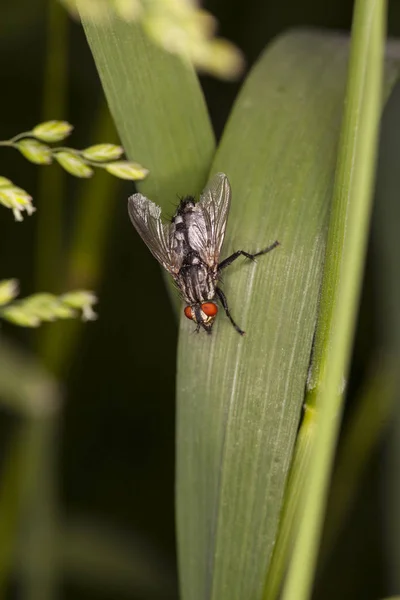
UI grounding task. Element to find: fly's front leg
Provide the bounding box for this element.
[216,288,245,336]
[218,240,280,271]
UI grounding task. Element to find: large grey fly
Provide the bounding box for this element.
[128,172,279,335]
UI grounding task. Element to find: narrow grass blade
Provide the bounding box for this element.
[35,0,69,295]
[0,340,59,418]
[281,2,390,600]
[373,56,400,590]
[176,30,353,600]
[18,414,59,600]
[263,405,315,600]
[80,7,215,207]
[0,427,33,598]
[0,341,60,598]
[320,357,397,563]
[58,518,176,597]
[265,40,400,600]
[38,106,121,375]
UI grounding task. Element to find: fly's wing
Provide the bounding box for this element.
[128,193,182,275]
[187,172,231,268]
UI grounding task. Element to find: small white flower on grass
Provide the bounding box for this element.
[0,184,36,222]
[0,279,19,306]
[61,291,98,321]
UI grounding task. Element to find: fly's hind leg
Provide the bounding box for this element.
[218,240,280,271]
[216,288,245,336]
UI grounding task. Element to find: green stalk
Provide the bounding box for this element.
[23,5,68,599]
[0,341,60,599]
[35,0,69,295]
[38,106,120,375]
[263,358,396,600]
[0,427,30,598]
[281,2,386,599]
[19,415,59,600]
[262,407,315,600]
[320,357,397,563]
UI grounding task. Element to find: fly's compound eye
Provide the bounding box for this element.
[184,306,194,320]
[201,302,218,317]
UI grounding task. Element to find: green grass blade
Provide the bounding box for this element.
[0,341,60,598]
[18,415,59,600]
[281,2,389,599]
[38,106,121,376]
[321,358,397,563]
[265,41,400,600]
[262,405,315,600]
[0,428,32,597]
[35,0,69,295]
[58,518,176,597]
[176,30,352,600]
[373,48,400,590]
[80,8,215,206]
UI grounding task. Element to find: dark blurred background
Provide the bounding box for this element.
[1,1,400,599]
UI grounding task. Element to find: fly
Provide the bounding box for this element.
[128,172,279,335]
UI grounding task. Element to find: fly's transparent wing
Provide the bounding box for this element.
[128,194,182,275]
[187,172,231,267]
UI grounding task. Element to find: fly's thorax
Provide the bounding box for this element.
[175,196,208,247]
[170,218,187,257]
[170,198,199,258]
[174,196,195,217]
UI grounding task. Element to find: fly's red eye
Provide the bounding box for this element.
[201,302,218,317]
[184,306,193,320]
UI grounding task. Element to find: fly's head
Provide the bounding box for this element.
[184,302,218,334]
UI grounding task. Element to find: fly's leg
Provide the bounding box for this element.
[218,240,280,271]
[216,288,245,336]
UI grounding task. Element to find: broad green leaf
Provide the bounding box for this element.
[176,30,354,600]
[280,3,400,599]
[266,35,400,596]
[79,7,215,208]
[74,0,243,79]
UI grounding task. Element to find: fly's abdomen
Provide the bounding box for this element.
[178,262,216,304]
